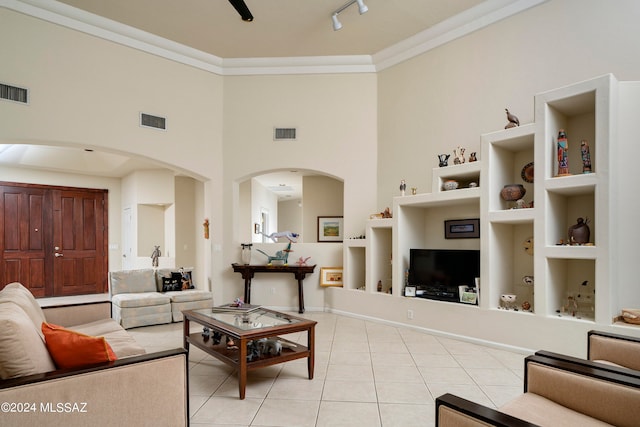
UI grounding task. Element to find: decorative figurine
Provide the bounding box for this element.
[438,153,450,167]
[505,108,520,128]
[521,301,531,311]
[260,230,299,242]
[150,245,161,268]
[522,275,534,285]
[522,237,534,255]
[557,129,570,176]
[411,187,417,195]
[468,152,478,162]
[296,256,311,266]
[568,217,590,245]
[203,218,210,239]
[377,280,383,292]
[400,179,406,196]
[453,146,466,165]
[381,207,392,218]
[581,140,592,173]
[500,294,517,310]
[255,241,293,265]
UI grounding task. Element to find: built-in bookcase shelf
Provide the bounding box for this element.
[341,74,640,348]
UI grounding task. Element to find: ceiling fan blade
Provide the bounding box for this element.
[228,0,254,22]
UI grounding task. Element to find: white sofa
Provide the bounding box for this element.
[0,283,188,426]
[109,268,213,328]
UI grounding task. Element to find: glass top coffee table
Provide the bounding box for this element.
[183,306,316,399]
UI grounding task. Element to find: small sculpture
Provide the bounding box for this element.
[521,301,531,311]
[260,230,299,242]
[581,140,592,173]
[468,152,478,162]
[557,129,570,176]
[399,179,406,196]
[255,241,293,265]
[505,108,520,128]
[150,245,161,268]
[568,217,590,245]
[296,256,311,266]
[438,154,450,167]
[453,146,465,165]
[381,207,392,218]
[500,294,517,310]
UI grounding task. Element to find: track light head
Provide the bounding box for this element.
[356,0,368,14]
[331,13,342,31]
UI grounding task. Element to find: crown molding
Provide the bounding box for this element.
[2,0,547,76]
[373,0,548,72]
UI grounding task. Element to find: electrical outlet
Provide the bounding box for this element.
[407,309,414,319]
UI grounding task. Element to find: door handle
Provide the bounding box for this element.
[54,253,64,257]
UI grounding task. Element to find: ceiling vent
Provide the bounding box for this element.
[140,112,167,130]
[274,127,297,141]
[0,82,29,104]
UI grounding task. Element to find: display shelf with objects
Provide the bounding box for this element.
[535,74,613,323]
[332,74,640,355]
[432,161,481,194]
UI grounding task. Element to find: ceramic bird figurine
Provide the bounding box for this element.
[505,108,519,128]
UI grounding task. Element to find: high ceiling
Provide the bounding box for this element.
[2,0,541,194]
[53,0,486,58]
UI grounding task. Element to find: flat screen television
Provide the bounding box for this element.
[409,249,480,290]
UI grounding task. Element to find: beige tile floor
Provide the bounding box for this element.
[128,311,530,427]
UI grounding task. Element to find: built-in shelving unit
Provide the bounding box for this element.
[338,75,640,353]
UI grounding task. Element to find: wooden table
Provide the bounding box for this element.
[231,263,316,313]
[183,307,316,399]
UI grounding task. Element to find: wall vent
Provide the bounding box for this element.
[0,82,29,104]
[274,127,297,141]
[140,112,167,130]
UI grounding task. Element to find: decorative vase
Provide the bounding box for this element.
[500,184,526,201]
[443,180,459,191]
[568,217,590,244]
[241,243,252,265]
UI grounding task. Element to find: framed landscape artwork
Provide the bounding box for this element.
[317,216,343,242]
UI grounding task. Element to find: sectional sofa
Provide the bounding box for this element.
[0,282,188,427]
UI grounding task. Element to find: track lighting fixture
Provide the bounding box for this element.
[331,13,342,31]
[331,0,368,31]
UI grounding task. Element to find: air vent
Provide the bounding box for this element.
[140,113,167,130]
[274,127,297,141]
[0,83,28,104]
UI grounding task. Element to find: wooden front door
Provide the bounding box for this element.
[0,182,108,297]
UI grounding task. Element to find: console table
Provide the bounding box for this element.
[231,263,316,313]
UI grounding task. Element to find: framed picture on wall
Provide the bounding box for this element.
[317,216,343,242]
[444,218,480,239]
[320,267,343,287]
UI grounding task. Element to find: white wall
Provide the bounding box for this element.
[0,7,223,290]
[221,73,378,306]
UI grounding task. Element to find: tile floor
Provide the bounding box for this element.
[128,311,531,427]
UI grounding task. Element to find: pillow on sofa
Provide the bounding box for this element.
[42,322,117,369]
[0,302,56,379]
[0,282,47,336]
[158,269,194,292]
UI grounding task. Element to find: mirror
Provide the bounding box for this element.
[239,170,343,243]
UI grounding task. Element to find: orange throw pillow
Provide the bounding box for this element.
[41,322,117,369]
